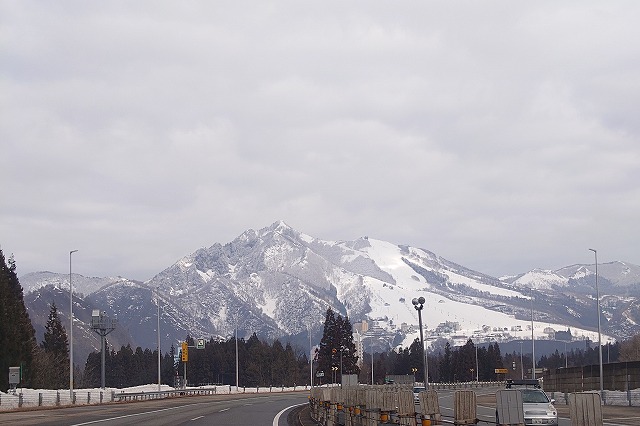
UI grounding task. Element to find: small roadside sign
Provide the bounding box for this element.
[196,338,205,349]
[181,342,188,362]
[495,368,509,374]
[9,367,20,384]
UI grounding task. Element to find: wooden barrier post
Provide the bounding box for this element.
[495,389,524,426]
[453,390,477,425]
[418,389,442,425]
[569,392,602,426]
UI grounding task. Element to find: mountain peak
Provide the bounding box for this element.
[269,220,293,233]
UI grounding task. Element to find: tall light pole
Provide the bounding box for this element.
[69,250,78,400]
[475,342,479,382]
[339,346,343,387]
[412,297,429,389]
[235,311,239,392]
[520,341,524,380]
[308,324,313,388]
[589,248,604,396]
[156,288,161,392]
[531,288,536,380]
[370,338,374,385]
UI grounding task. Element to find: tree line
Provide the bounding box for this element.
[82,333,311,388]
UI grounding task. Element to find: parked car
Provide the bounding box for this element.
[496,380,558,426]
[413,386,425,404]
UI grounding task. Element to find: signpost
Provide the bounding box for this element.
[181,342,188,388]
[179,339,205,388]
[8,367,20,394]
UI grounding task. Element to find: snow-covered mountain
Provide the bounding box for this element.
[22,221,640,361]
[19,271,125,297]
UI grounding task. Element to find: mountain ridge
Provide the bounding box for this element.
[21,221,640,363]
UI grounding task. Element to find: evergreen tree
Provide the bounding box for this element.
[439,342,453,382]
[0,250,37,391]
[38,302,70,388]
[317,308,360,383]
[337,315,360,376]
[42,303,69,356]
[317,308,339,380]
[458,339,476,382]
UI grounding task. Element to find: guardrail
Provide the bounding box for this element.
[114,385,310,402]
[0,385,311,411]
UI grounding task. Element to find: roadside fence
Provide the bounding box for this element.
[0,384,311,411]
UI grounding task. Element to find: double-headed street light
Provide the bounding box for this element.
[589,248,604,396]
[412,296,429,389]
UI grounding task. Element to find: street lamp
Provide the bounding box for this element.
[475,342,479,382]
[339,346,344,387]
[307,323,313,388]
[156,288,161,392]
[412,296,429,389]
[531,288,536,380]
[69,250,78,400]
[235,313,239,392]
[589,248,604,396]
[520,341,524,380]
[370,339,374,385]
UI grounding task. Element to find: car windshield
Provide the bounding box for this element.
[413,387,425,393]
[520,389,550,403]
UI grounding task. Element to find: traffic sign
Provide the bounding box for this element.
[181,342,188,362]
[495,368,509,374]
[196,338,205,349]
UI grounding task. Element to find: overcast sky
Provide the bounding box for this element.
[2,1,639,282]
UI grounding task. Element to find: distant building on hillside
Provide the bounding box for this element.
[555,328,572,341]
[353,320,369,334]
[353,329,364,367]
[435,321,460,334]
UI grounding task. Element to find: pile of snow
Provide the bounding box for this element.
[0,384,308,411]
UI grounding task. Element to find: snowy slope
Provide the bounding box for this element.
[507,269,569,291]
[339,239,602,347]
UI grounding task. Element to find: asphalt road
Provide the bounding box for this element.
[0,391,309,426]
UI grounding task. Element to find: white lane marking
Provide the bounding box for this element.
[272,403,306,426]
[71,404,194,425]
[219,408,230,412]
[191,416,204,421]
[70,397,254,425]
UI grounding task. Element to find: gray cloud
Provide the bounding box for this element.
[2,1,639,280]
